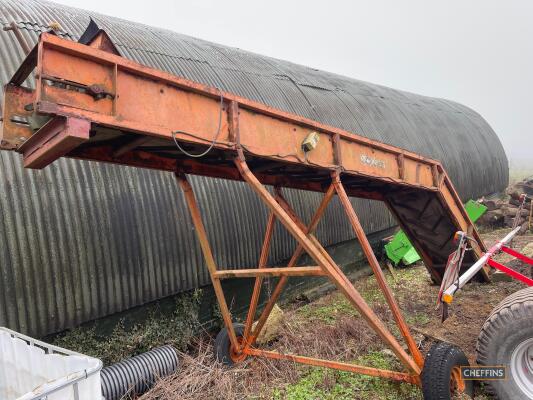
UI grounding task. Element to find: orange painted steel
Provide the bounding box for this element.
[1,32,491,392]
[0,34,488,278]
[234,153,421,376]
[242,211,276,343]
[19,116,90,168]
[244,183,337,348]
[176,173,240,353]
[244,348,419,385]
[214,266,327,279]
[333,173,424,368]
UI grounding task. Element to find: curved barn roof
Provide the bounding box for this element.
[0,0,508,336]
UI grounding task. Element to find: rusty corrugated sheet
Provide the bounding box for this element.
[0,0,507,336]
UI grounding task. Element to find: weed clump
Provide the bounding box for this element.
[53,290,202,365]
[273,352,422,400]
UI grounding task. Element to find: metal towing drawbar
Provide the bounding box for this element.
[440,195,533,307]
[2,28,504,398]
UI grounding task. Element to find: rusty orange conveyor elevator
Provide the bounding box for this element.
[1,32,489,390]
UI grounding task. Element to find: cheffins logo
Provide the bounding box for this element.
[460,366,506,380]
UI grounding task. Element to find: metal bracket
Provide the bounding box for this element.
[19,116,91,169]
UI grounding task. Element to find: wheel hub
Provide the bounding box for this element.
[510,337,533,398]
[450,366,466,394]
[229,337,247,363]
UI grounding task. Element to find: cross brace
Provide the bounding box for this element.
[177,153,424,385]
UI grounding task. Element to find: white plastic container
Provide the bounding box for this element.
[0,327,103,400]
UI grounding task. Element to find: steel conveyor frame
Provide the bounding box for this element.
[1,31,492,392]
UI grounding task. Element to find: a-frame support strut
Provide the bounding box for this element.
[176,152,424,385]
[176,172,241,352]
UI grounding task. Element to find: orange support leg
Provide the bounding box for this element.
[175,172,240,352]
[243,211,276,342]
[333,173,424,368]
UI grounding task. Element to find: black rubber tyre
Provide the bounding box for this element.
[476,286,533,399]
[214,323,245,366]
[422,342,474,400]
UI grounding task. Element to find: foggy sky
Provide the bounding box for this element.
[54,0,533,162]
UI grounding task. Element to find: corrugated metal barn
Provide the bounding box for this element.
[0,0,508,337]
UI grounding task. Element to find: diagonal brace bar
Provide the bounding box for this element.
[235,152,421,375]
[214,266,326,279]
[245,182,336,346]
[243,211,276,342]
[333,173,424,367]
[175,172,240,352]
[487,259,533,286]
[245,347,418,384]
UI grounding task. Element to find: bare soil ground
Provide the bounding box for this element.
[142,229,532,400]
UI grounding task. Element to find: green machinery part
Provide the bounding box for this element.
[385,199,488,265]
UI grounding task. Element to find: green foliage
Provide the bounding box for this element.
[273,267,431,399]
[53,289,202,365]
[281,260,431,328]
[297,294,358,324]
[273,352,422,400]
[406,313,430,326]
[211,300,224,330]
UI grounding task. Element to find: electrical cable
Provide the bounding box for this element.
[170,93,326,170]
[172,88,224,158]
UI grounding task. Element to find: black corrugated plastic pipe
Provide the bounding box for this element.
[101,345,179,399]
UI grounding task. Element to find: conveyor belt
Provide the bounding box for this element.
[1,32,488,283]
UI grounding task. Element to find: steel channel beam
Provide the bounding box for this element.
[5,33,440,191]
[19,116,91,169]
[1,32,487,287]
[214,266,326,279]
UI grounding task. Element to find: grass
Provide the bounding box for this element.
[39,221,529,399]
[405,312,431,326]
[272,352,421,400]
[269,266,431,400]
[50,262,436,399]
[295,266,429,325]
[297,295,359,324]
[52,262,437,398]
[140,265,432,399]
[141,248,528,399]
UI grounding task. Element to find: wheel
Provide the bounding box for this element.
[422,342,474,399]
[476,286,533,399]
[214,323,246,366]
